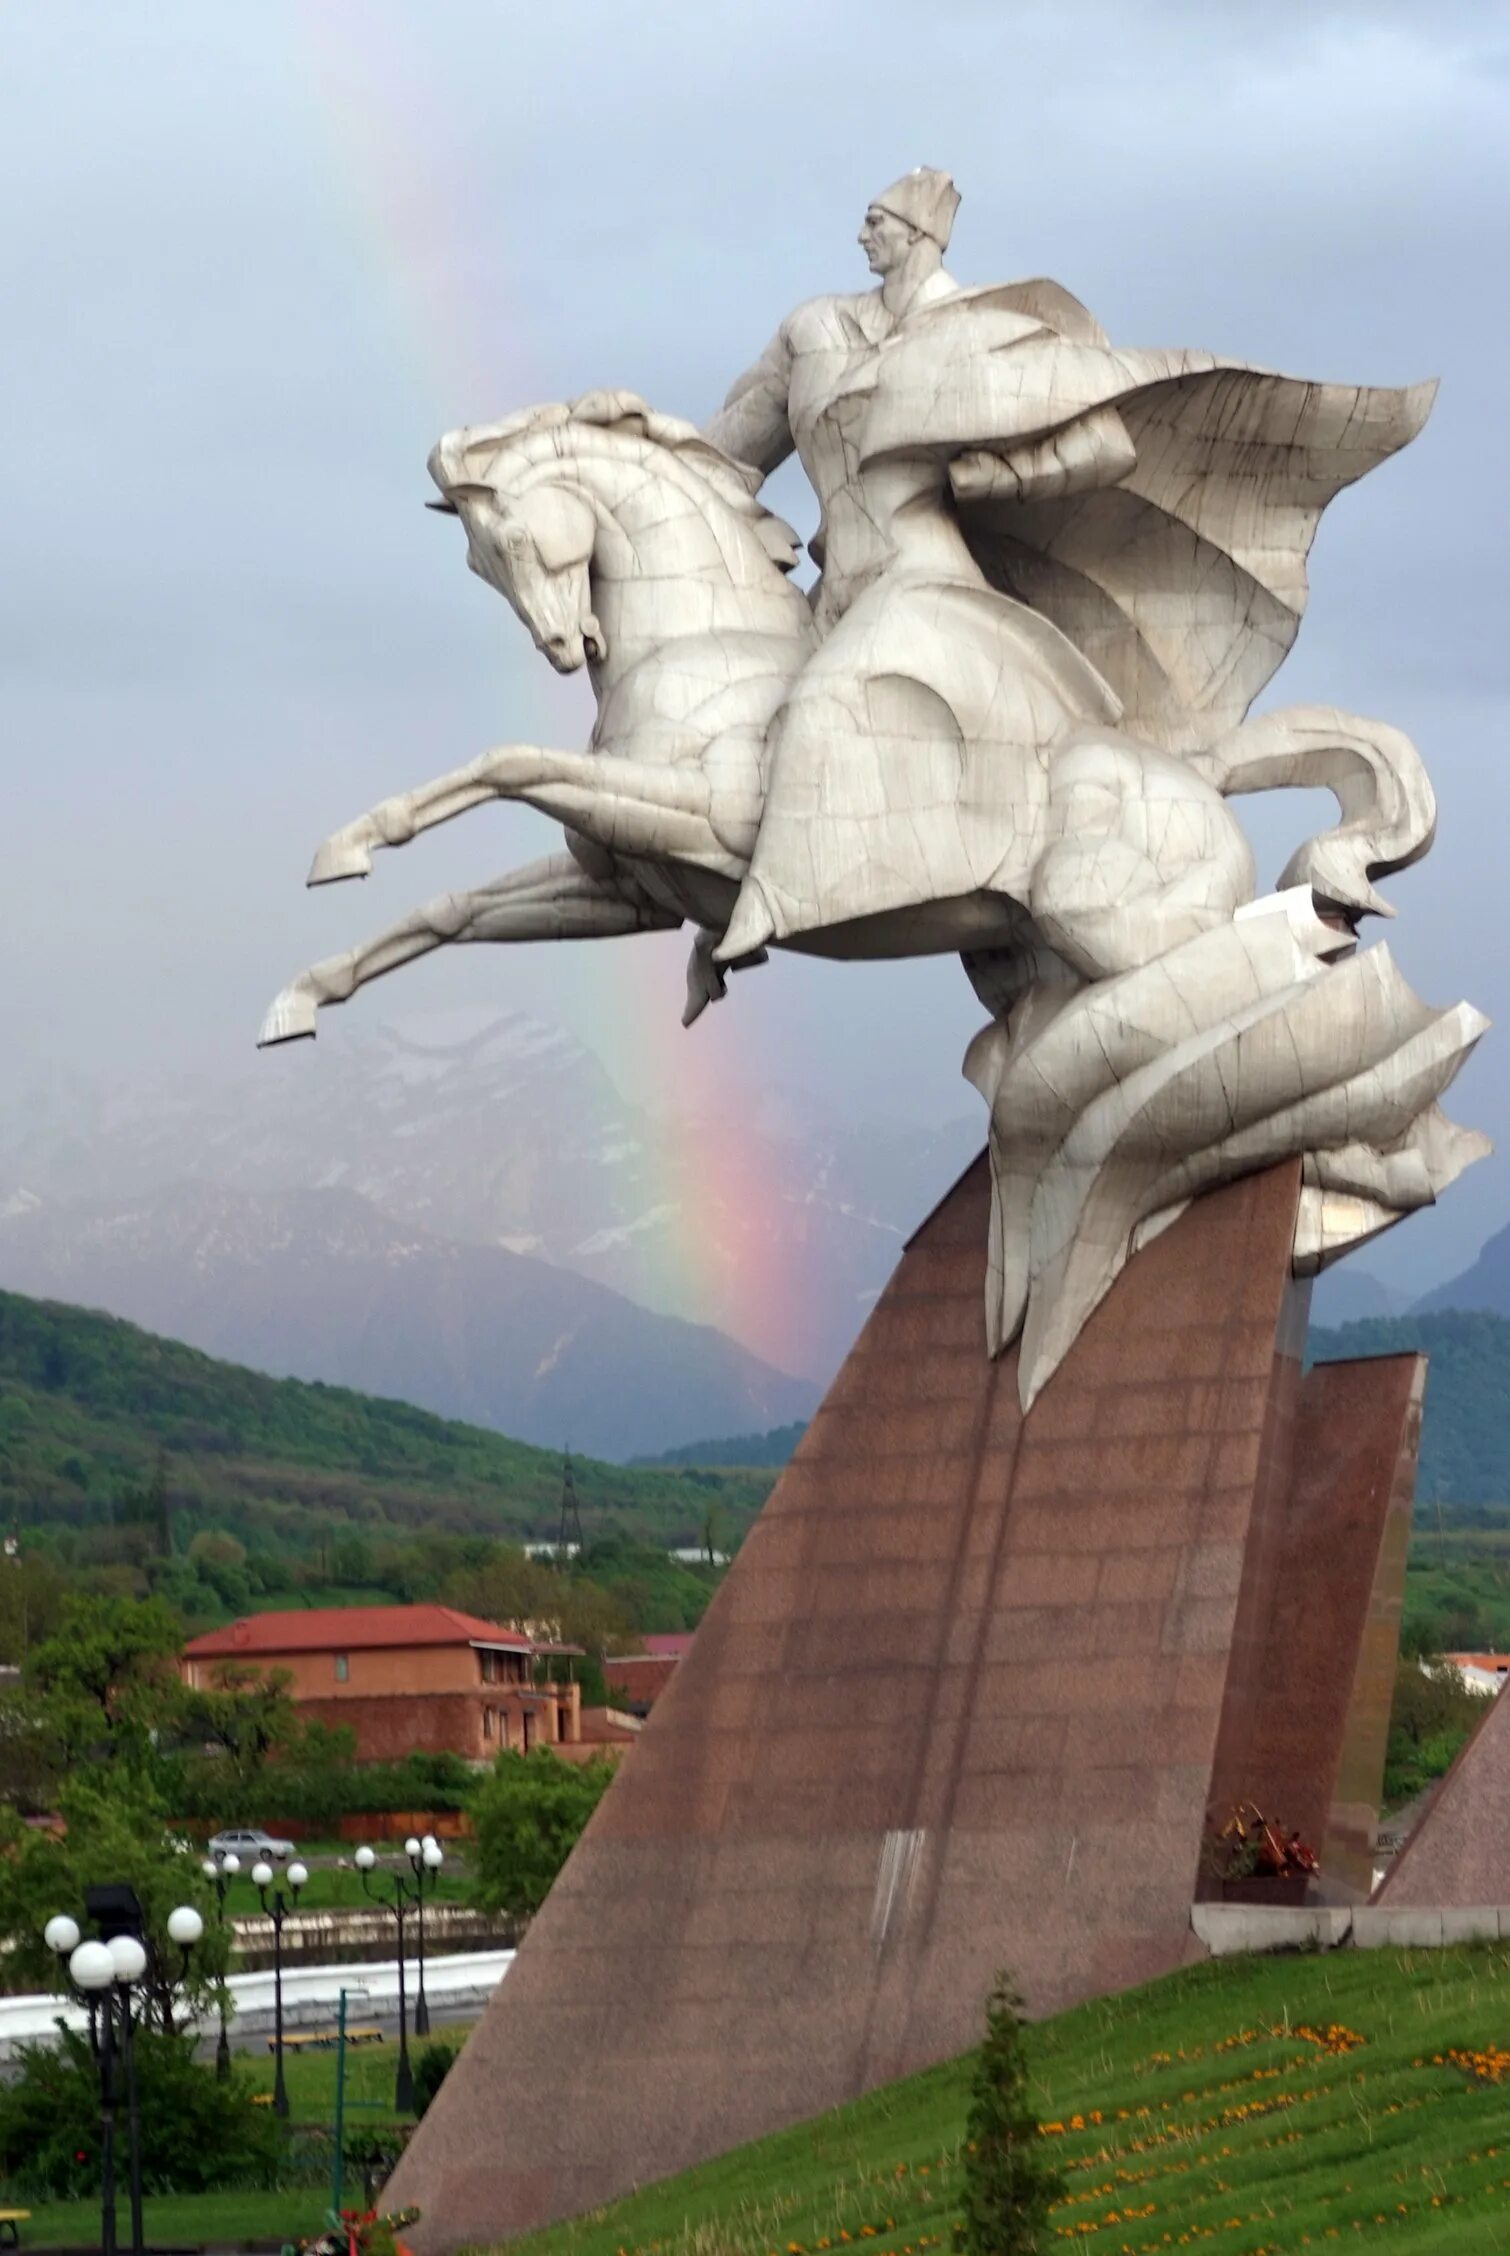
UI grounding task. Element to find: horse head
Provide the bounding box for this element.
[429,392,803,679]
[430,404,605,673]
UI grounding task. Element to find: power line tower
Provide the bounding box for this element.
[556,1449,585,1558]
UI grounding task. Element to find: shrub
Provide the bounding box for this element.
[955,1973,1064,2256]
[413,2038,462,2118]
[0,2022,280,2199]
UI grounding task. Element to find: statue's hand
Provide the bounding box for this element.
[950,407,1136,509]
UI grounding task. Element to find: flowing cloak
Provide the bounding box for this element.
[722,281,1434,953]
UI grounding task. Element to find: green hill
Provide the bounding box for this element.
[631,1420,809,1468]
[0,1286,774,1556]
[634,1311,1510,1506]
[504,1945,1510,2256]
[1308,1308,1510,1507]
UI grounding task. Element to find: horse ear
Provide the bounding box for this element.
[571,387,650,435]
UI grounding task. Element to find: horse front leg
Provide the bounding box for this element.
[308,745,579,884]
[310,742,753,886]
[259,853,679,1045]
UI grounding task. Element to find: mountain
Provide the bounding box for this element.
[0,1181,817,1462]
[1308,1309,1510,1506]
[0,1013,981,1382]
[1308,1265,1411,1327]
[0,1285,774,1553]
[1414,1220,1510,1319]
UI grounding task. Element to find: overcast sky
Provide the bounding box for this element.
[2,0,1507,1291]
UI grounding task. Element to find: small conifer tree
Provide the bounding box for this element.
[955,1972,1064,2256]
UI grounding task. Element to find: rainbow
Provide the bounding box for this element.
[287,1,808,1377]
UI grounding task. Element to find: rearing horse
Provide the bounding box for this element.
[261,392,815,1042]
[260,391,1433,1047]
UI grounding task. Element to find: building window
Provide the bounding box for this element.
[334,1655,349,1682]
[483,1707,493,1739]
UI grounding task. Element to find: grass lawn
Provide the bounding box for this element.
[17,1954,1510,2250]
[499,1946,1510,2256]
[241,2017,472,2123]
[221,1855,472,1918]
[7,2184,330,2247]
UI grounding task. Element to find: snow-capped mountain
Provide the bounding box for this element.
[0,1010,982,1425]
[0,1177,819,1462]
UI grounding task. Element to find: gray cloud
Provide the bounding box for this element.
[2,0,1507,1290]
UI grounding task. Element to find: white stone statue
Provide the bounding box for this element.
[261,170,1488,1406]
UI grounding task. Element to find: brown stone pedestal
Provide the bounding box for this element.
[392,1157,1423,2253]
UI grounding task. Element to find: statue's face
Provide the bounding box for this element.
[450,479,605,674]
[859,204,916,276]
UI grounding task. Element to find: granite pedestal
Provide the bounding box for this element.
[391,1156,1420,2253]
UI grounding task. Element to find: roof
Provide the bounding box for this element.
[640,1632,696,1659]
[183,1604,535,1660]
[1442,1653,1510,1674]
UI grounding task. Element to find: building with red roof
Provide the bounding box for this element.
[181,1603,581,1764]
[603,1628,696,1715]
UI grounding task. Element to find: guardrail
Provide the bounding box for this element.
[0,1947,514,2058]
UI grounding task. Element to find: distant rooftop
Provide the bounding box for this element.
[614,1631,696,1662]
[183,1603,536,1659]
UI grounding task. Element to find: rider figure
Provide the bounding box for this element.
[704,168,961,630]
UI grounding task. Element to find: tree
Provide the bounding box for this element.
[0,1552,68,1667]
[0,2020,276,2199]
[177,1662,298,1821]
[0,1681,70,1813]
[0,1774,229,2031]
[443,1543,561,1634]
[955,1973,1064,2256]
[552,1577,635,1660]
[185,1529,252,1613]
[1382,1655,1493,1806]
[253,1714,360,1830]
[25,1592,186,1770]
[469,1749,616,1917]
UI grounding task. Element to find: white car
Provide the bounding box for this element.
[207,1827,297,1862]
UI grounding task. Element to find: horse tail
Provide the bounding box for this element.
[1189,703,1436,922]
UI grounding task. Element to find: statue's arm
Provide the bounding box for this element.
[704,322,796,478]
[949,401,1136,507]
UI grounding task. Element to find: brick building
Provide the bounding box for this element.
[602,1629,695,1716]
[181,1604,581,1763]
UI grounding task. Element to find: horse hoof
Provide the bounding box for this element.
[307,835,372,885]
[257,989,318,1047]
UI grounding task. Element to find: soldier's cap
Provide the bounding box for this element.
[871,168,960,249]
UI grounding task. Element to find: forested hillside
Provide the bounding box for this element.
[1307,1308,1510,1506]
[632,1421,809,1468]
[0,1286,774,1557]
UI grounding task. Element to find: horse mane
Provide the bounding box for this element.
[433,392,801,570]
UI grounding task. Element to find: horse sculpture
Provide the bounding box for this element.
[261,388,1485,1405]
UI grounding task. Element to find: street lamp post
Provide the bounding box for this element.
[410,1833,445,2036]
[45,1897,201,2256]
[199,1851,239,2078]
[355,1837,443,2109]
[251,1857,307,2119]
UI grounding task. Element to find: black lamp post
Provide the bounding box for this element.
[251,1855,307,2119]
[355,1837,442,2109]
[199,1851,238,2078]
[409,1832,445,2036]
[44,1889,202,2256]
